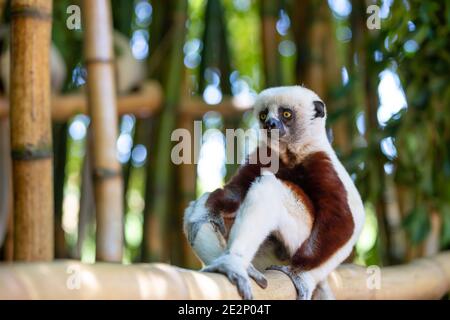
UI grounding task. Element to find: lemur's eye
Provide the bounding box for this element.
[260,113,267,121]
[283,110,292,119]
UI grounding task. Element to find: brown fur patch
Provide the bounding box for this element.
[206,147,273,216]
[276,151,354,270]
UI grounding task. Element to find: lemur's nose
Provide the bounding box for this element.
[265,118,280,130]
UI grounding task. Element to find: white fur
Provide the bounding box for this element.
[227,173,313,266]
[192,223,226,265]
[184,192,227,265]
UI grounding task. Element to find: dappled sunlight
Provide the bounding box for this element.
[185,270,223,298]
[355,203,378,265]
[377,69,407,126]
[197,129,226,194]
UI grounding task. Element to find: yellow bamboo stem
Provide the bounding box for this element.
[9,0,54,261]
[0,85,250,121]
[0,118,10,247]
[0,252,449,299]
[177,115,201,269]
[82,0,123,262]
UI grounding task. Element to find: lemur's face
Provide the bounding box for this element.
[253,86,327,146]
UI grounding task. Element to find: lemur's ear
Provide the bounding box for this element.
[313,100,326,118]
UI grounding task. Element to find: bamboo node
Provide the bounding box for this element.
[10,7,52,21]
[84,58,115,65]
[11,147,53,161]
[93,168,122,180]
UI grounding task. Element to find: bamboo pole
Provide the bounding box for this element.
[0,118,11,248]
[0,91,249,122]
[9,0,54,261]
[82,0,123,262]
[0,81,163,121]
[143,0,188,262]
[53,122,68,259]
[0,251,449,299]
[176,115,201,269]
[261,0,282,87]
[75,132,95,260]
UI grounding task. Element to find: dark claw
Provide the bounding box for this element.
[234,274,253,300]
[186,212,225,245]
[209,214,226,237]
[186,220,203,245]
[267,265,310,300]
[248,264,268,289]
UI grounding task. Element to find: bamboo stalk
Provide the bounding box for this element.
[53,122,68,259]
[0,81,163,121]
[75,130,95,260]
[261,0,282,87]
[199,0,232,94]
[4,201,13,260]
[82,0,123,262]
[0,118,10,249]
[9,0,54,261]
[176,115,201,269]
[0,90,249,122]
[143,0,187,262]
[0,252,449,299]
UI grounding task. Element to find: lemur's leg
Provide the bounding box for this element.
[183,192,268,289]
[203,173,312,300]
[268,241,354,300]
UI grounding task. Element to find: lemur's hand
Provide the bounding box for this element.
[202,253,267,300]
[184,192,227,243]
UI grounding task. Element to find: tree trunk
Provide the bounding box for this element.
[9,0,54,261]
[82,0,123,262]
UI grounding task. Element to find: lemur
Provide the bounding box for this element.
[184,86,365,300]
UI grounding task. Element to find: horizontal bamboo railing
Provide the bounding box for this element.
[0,81,163,121]
[0,82,249,121]
[0,251,449,299]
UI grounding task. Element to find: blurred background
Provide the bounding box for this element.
[0,0,449,270]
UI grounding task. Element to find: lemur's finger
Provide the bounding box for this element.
[210,214,226,236]
[201,262,253,300]
[232,273,253,300]
[247,265,268,289]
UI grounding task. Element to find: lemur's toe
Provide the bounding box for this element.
[266,265,313,300]
[247,264,268,289]
[202,262,253,300]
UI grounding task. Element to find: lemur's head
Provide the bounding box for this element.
[253,86,327,147]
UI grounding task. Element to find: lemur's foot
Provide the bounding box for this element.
[202,254,267,300]
[267,265,315,300]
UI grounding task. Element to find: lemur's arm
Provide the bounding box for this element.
[205,147,270,215]
[276,151,355,271]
